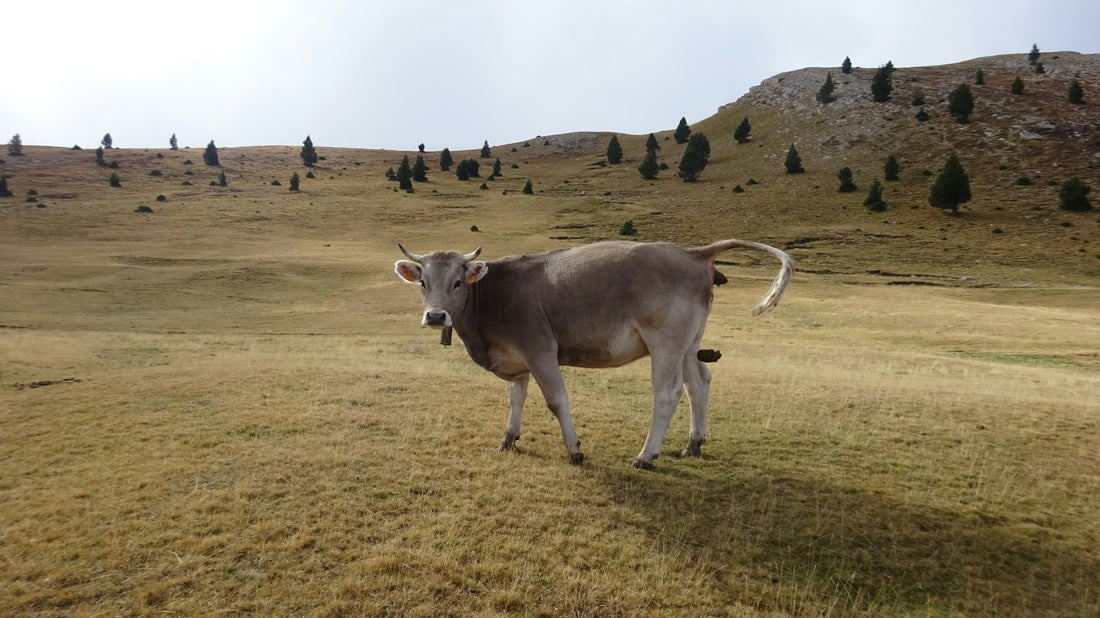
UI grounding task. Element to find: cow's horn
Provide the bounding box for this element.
[398,244,424,263]
[463,247,482,262]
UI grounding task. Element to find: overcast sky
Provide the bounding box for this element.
[5,0,1098,152]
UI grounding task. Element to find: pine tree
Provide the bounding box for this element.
[1034,62,1045,75]
[412,155,428,182]
[522,179,534,194]
[109,172,121,187]
[439,148,454,172]
[1011,76,1025,95]
[842,56,852,74]
[203,141,220,166]
[734,118,752,144]
[169,133,178,150]
[1028,43,1040,64]
[102,133,113,149]
[677,133,711,182]
[1068,79,1085,104]
[605,135,623,164]
[455,160,470,181]
[8,134,22,156]
[396,155,413,191]
[928,153,971,215]
[638,149,659,180]
[289,172,300,191]
[871,64,893,102]
[948,84,975,123]
[864,179,886,211]
[466,159,480,178]
[837,167,857,192]
[784,144,804,174]
[884,155,900,181]
[817,72,836,104]
[300,135,319,167]
[673,117,691,144]
[480,140,491,158]
[975,69,985,85]
[492,158,502,178]
[218,171,228,187]
[0,176,11,197]
[645,133,660,153]
[95,146,106,166]
[1059,177,1092,211]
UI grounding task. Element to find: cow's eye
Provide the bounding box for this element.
[419,281,425,288]
[452,280,462,290]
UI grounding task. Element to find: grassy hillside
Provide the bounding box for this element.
[1,52,1098,616]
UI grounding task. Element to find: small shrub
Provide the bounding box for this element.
[109,173,122,188]
[619,220,637,236]
[306,171,315,179]
[732,185,744,193]
[181,181,192,186]
[26,196,38,203]
[271,180,282,186]
[510,164,519,169]
[1015,176,1032,186]
[290,172,300,191]
[522,180,534,194]
[109,161,119,169]
[155,195,167,202]
[183,159,193,165]
[135,205,153,213]
[1059,177,1092,211]
[150,169,162,176]
[915,108,930,122]
[992,227,1003,234]
[470,225,479,232]
[746,178,758,185]
[480,183,489,190]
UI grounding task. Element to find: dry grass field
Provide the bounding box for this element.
[2,54,1099,616]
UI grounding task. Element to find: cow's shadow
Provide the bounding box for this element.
[594,458,1099,615]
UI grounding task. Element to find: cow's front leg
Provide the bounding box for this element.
[529,361,584,465]
[500,374,529,451]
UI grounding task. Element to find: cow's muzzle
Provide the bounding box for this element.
[422,310,452,329]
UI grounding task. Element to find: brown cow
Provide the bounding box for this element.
[394,239,793,469]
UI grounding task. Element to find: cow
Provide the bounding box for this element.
[394,239,794,469]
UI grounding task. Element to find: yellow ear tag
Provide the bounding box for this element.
[465,273,479,284]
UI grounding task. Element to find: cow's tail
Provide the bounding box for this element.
[694,239,794,317]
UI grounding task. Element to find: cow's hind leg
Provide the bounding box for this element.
[633,352,685,470]
[681,354,711,457]
[500,374,529,451]
[529,361,584,465]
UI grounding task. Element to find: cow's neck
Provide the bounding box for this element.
[451,285,493,370]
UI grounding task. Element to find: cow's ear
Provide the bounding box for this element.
[465,260,488,284]
[395,260,422,283]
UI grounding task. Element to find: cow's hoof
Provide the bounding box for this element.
[499,433,520,451]
[569,452,585,466]
[631,458,656,470]
[680,439,705,458]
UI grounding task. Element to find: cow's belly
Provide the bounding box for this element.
[558,328,649,369]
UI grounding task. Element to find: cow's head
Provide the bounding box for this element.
[395,245,488,328]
